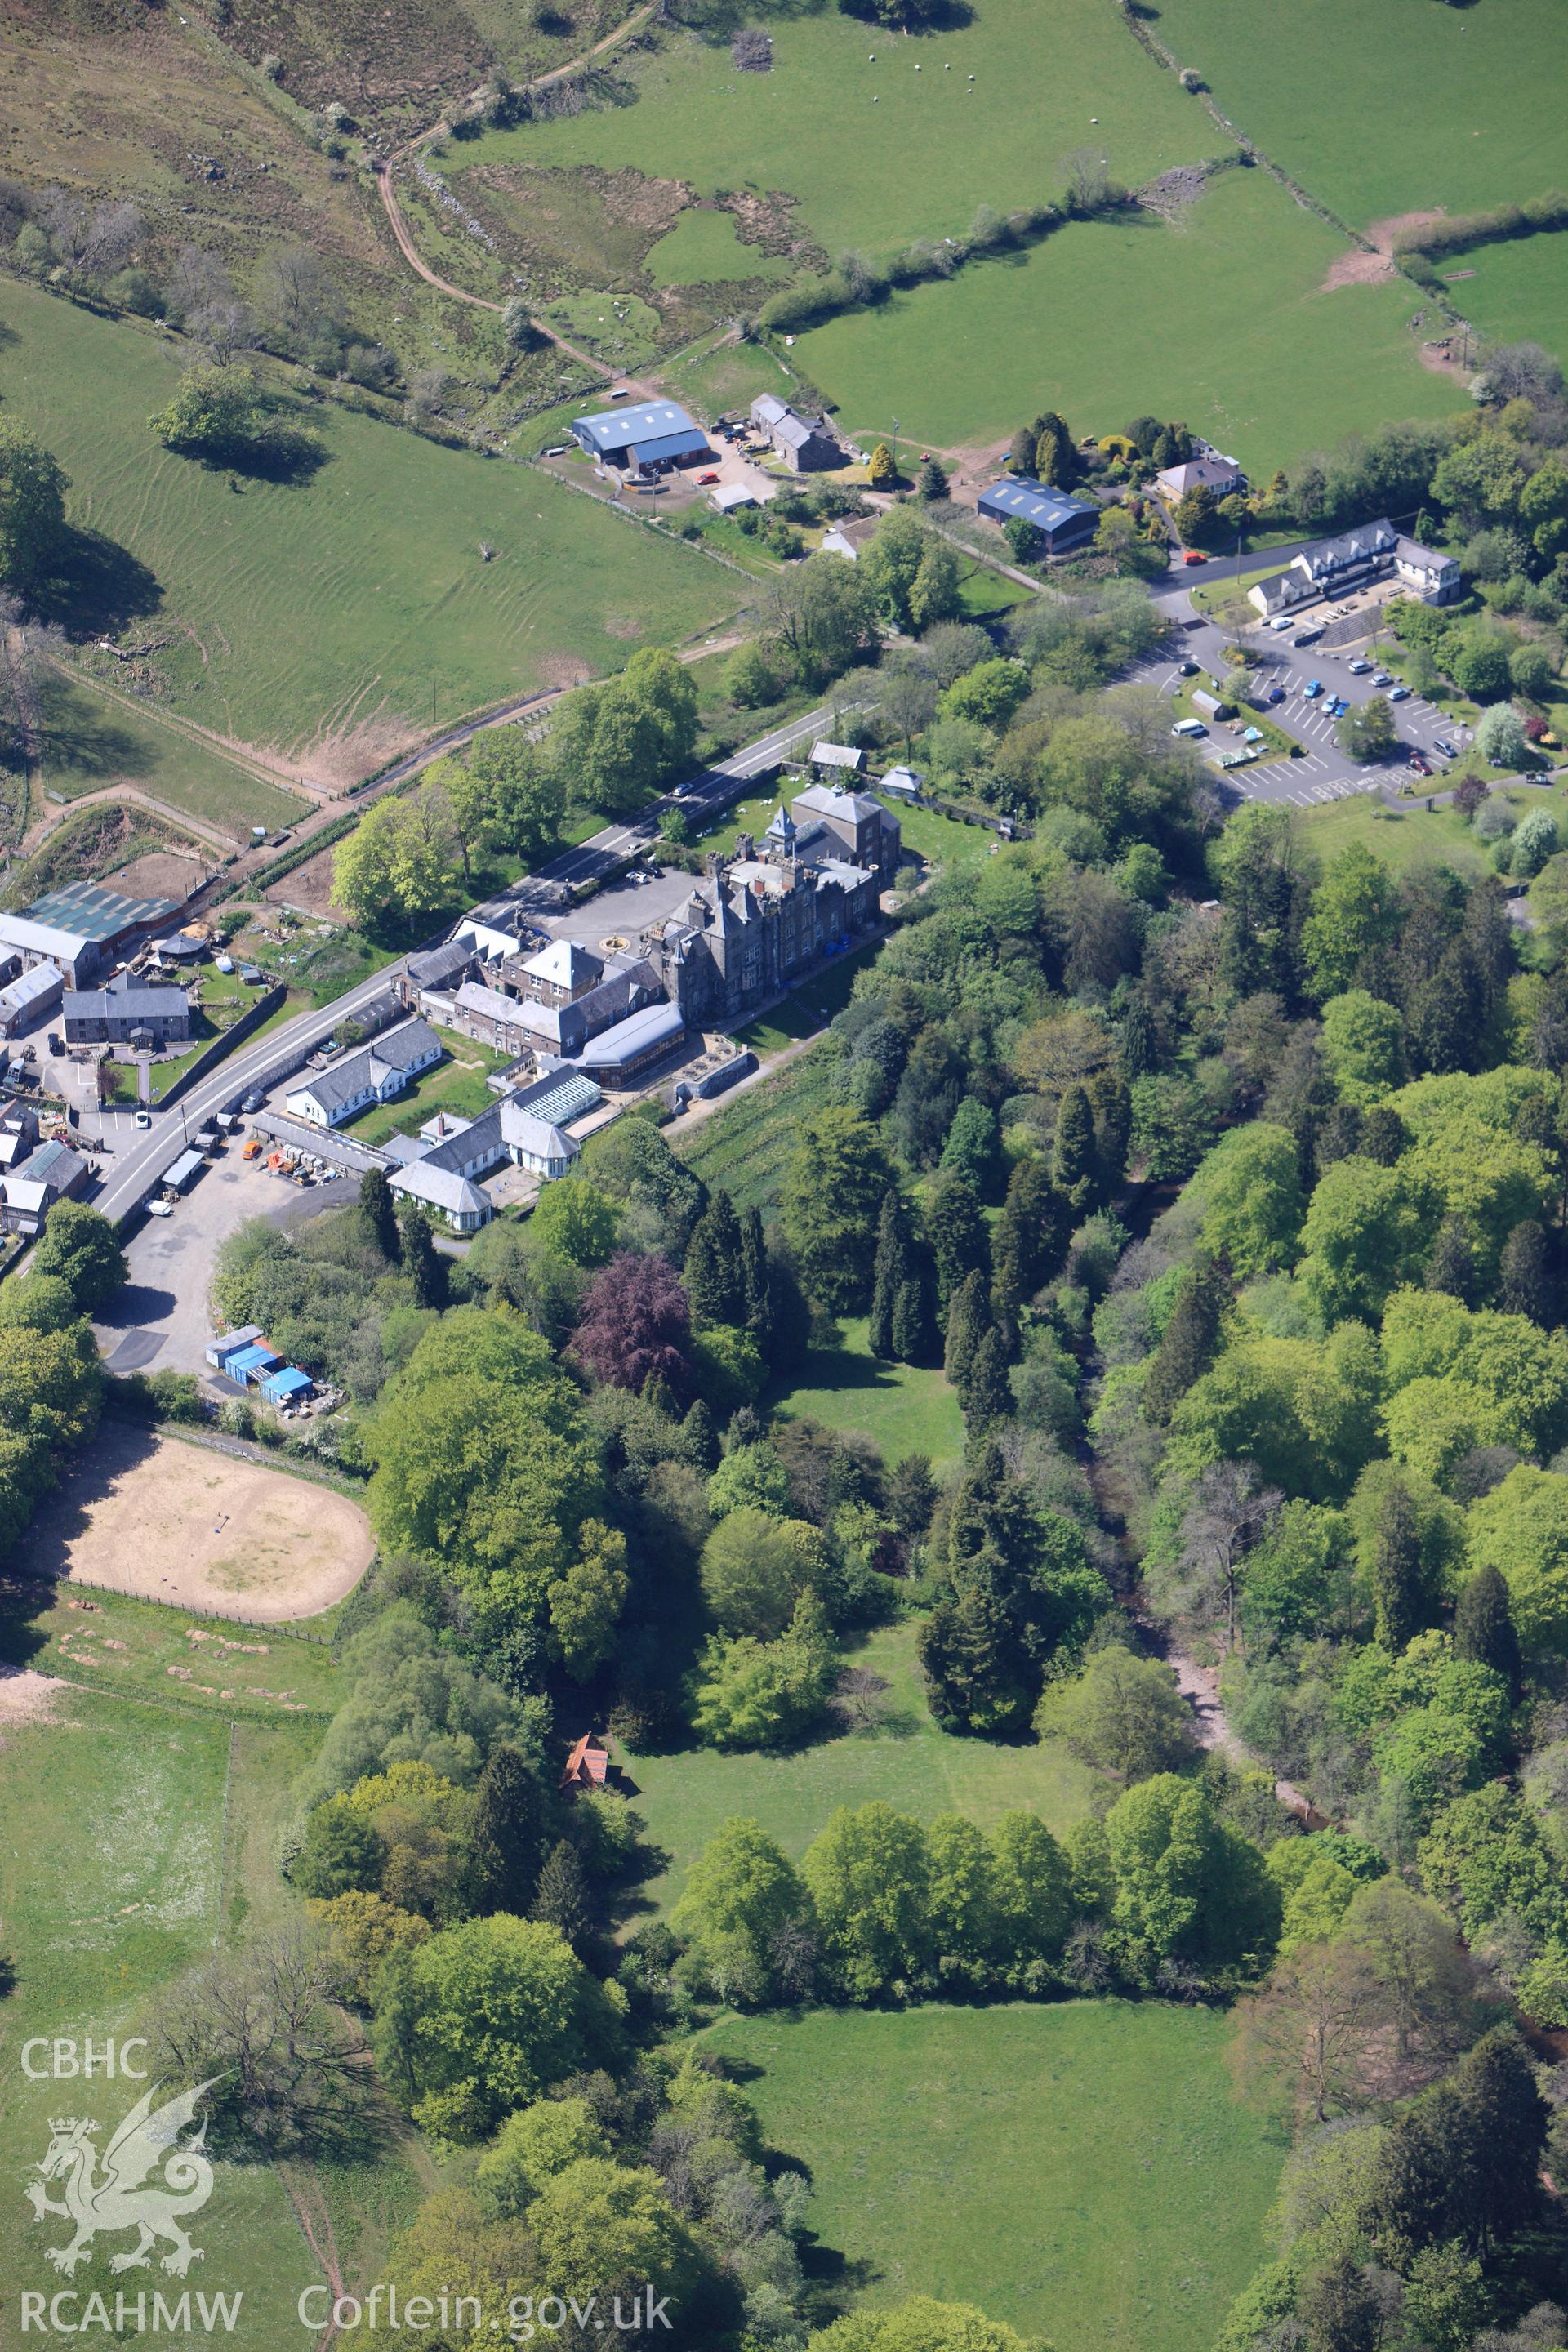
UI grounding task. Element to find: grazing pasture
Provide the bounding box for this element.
[445,0,1201,262]
[793,169,1460,466]
[700,2000,1285,2352]
[1444,231,1568,372]
[1150,0,1568,231]
[0,279,734,780]
[33,670,306,837]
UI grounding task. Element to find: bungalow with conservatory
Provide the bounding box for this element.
[284,1018,443,1129]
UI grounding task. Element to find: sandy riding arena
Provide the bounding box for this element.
[19,1428,374,1623]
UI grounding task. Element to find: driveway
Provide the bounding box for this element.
[92,1152,357,1379]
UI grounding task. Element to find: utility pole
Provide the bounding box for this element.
[890,414,900,483]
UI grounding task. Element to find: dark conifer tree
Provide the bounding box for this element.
[964,1326,1013,1432]
[1143,1254,1227,1425]
[1499,1218,1555,1326]
[530,1838,593,1953]
[1426,1214,1478,1307]
[359,1164,401,1260]
[927,1173,987,1321]
[1297,2258,1382,2352]
[399,1201,448,1310]
[1454,1562,1522,1698]
[684,1189,746,1327]
[891,1275,934,1365]
[472,1745,550,1917]
[942,1267,990,1400]
[1120,998,1160,1078]
[888,1451,938,1541]
[1052,1084,1098,1214]
[1357,1104,1409,1166]
[991,1158,1068,1336]
[869,1187,911,1361]
[739,1205,773,1348]
[1088,1066,1132,1195]
[679,1396,720,1473]
[1373,1481,1423,1654]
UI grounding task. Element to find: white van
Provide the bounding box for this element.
[1171,718,1208,738]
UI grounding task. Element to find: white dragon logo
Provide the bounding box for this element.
[25,2079,220,2278]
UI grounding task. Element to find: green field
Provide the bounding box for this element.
[793,169,1461,464]
[700,2001,1285,2352]
[645,208,790,289]
[0,1688,328,2345]
[771,1316,967,1472]
[626,1619,1099,1914]
[1152,0,1568,232]
[1298,781,1562,876]
[1445,231,1568,371]
[0,280,735,773]
[657,329,818,428]
[35,670,307,837]
[447,0,1200,262]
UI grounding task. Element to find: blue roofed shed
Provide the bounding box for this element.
[228,1343,283,1386]
[571,402,710,471]
[260,1365,314,1405]
[975,478,1098,552]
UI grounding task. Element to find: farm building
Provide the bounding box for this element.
[571,400,710,474]
[285,1018,443,1129]
[749,394,842,472]
[63,976,192,1049]
[710,483,759,514]
[0,880,188,991]
[976,478,1098,553]
[809,742,866,778]
[821,517,878,563]
[206,1326,263,1372]
[1248,521,1462,618]
[0,962,62,1036]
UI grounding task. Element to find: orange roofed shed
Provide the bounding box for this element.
[560,1733,610,1793]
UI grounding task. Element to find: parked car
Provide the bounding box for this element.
[241,1089,265,1113]
[1267,616,1294,633]
[1348,657,1373,675]
[1434,737,1458,760]
[1329,697,1349,718]
[1410,754,1432,775]
[1267,685,1286,705]
[134,1110,152,1129]
[1373,670,1393,686]
[1388,684,1410,702]
[146,1197,172,1218]
[1183,550,1208,565]
[697,470,719,485]
[1303,679,1324,700]
[1178,660,1199,676]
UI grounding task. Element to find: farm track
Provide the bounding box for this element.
[376,0,662,390]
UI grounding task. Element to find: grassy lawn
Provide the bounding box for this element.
[771,1315,967,1472]
[0,279,735,774]
[446,0,1199,265]
[1296,791,1498,874]
[645,207,790,288]
[699,2000,1285,2352]
[0,1687,327,2338]
[341,1028,514,1147]
[677,1040,842,1211]
[1449,231,1568,371]
[881,795,1010,869]
[1152,0,1568,232]
[36,669,307,837]
[793,170,1460,467]
[234,920,398,1009]
[954,558,1031,617]
[626,1618,1099,1915]
[736,942,884,1055]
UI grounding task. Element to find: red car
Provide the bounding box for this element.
[1182,550,1208,565]
[697,470,720,485]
